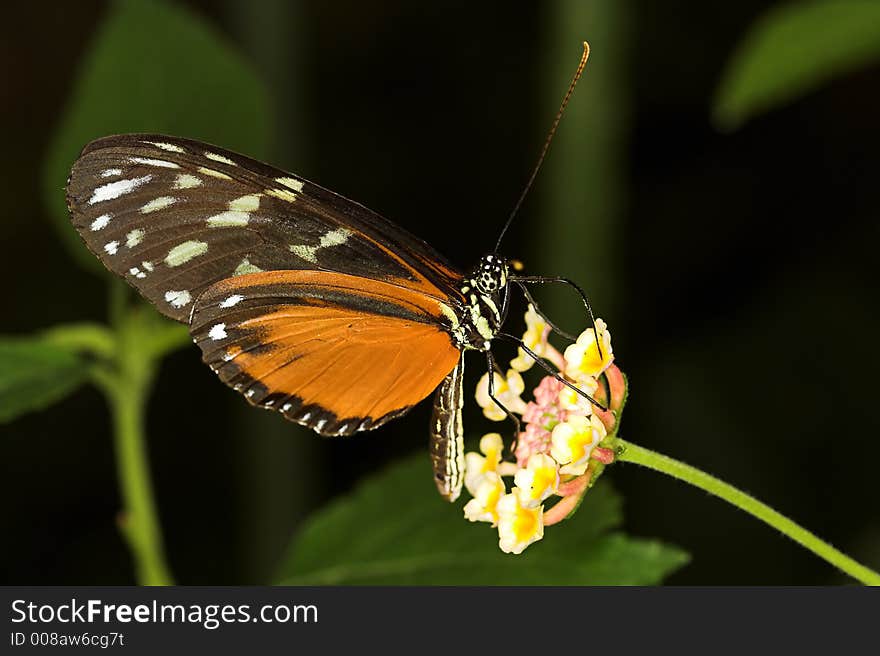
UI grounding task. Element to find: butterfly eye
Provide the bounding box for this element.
[475,272,494,293]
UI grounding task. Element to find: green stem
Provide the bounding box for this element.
[96,288,174,585]
[108,376,173,585]
[616,438,880,586]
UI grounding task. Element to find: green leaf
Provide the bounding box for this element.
[714,0,880,130]
[122,305,191,360]
[275,454,688,585]
[40,322,116,359]
[0,338,91,424]
[44,0,272,271]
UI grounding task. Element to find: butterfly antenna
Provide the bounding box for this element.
[494,41,591,252]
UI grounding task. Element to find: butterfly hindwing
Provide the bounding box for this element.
[66,134,464,322]
[189,270,463,435]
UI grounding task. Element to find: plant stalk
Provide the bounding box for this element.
[99,287,174,585]
[616,438,880,585]
[109,375,173,585]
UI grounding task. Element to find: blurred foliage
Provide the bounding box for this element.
[537,0,630,325]
[276,454,688,585]
[43,0,272,272]
[714,0,880,129]
[0,338,90,423]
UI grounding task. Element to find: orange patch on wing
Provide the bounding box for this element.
[229,304,459,423]
[193,269,463,433]
[210,269,451,322]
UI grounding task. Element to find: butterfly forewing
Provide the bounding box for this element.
[66,134,464,322]
[190,270,462,435]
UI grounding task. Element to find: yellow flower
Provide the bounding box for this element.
[497,488,544,554]
[475,369,527,421]
[463,472,506,525]
[563,318,613,381]
[464,433,504,496]
[510,305,550,372]
[550,414,607,476]
[557,376,599,415]
[513,453,559,508]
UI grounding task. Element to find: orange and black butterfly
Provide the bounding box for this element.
[66,44,597,503]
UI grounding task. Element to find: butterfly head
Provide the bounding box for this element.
[451,254,511,351]
[474,253,508,294]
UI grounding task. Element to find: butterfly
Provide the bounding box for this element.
[65,44,597,503]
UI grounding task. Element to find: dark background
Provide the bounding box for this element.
[2,0,879,584]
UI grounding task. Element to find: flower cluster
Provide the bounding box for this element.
[465,305,625,554]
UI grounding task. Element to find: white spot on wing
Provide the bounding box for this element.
[208,323,228,341]
[288,228,351,264]
[90,214,111,231]
[266,187,297,203]
[129,157,179,169]
[164,290,192,308]
[206,211,249,228]
[165,240,208,267]
[233,258,263,276]
[100,168,122,178]
[104,241,119,255]
[276,177,304,192]
[89,175,152,204]
[219,294,243,308]
[173,173,202,189]
[289,244,318,263]
[126,228,145,248]
[204,151,236,166]
[198,166,232,180]
[145,141,185,153]
[320,228,352,247]
[228,194,261,212]
[142,261,154,272]
[140,196,177,213]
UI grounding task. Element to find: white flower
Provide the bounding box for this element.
[463,472,506,525]
[513,453,559,508]
[557,376,599,416]
[475,369,527,421]
[563,318,613,381]
[510,305,551,372]
[497,488,544,554]
[550,414,607,476]
[464,433,504,496]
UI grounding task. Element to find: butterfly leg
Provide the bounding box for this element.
[496,332,607,412]
[485,349,522,449]
[513,280,576,341]
[511,275,603,358]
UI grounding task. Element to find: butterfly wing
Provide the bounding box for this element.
[190,270,462,435]
[66,134,464,322]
